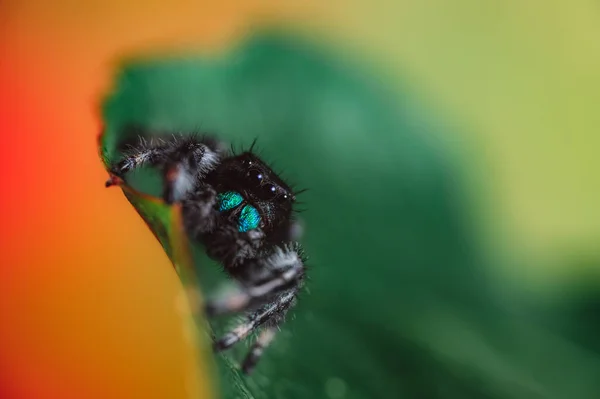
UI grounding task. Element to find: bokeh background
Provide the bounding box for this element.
[1,1,599,398]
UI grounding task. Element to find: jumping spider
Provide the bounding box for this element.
[105,128,307,374]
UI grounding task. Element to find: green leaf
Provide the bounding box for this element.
[100,29,600,399]
[105,180,217,398]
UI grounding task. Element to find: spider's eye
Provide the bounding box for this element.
[263,184,277,198]
[247,169,263,183]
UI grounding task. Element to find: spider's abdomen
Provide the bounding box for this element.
[217,191,261,232]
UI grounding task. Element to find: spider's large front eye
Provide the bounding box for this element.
[247,169,263,183]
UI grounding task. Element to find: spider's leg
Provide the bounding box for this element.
[107,134,224,204]
[160,137,221,204]
[209,244,305,373]
[181,187,220,236]
[206,244,306,316]
[241,326,277,374]
[107,140,170,183]
[213,288,297,352]
[203,227,265,270]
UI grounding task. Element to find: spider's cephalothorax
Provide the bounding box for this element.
[105,130,307,374]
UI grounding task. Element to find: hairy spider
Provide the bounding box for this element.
[104,128,307,374]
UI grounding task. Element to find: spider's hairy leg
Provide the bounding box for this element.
[209,244,305,372]
[202,228,265,271]
[106,133,225,204]
[106,137,170,185]
[180,186,220,236]
[161,136,222,204]
[241,326,277,374]
[206,244,306,317]
[213,290,298,371]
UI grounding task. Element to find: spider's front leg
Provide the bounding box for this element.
[217,289,299,374]
[208,244,306,374]
[106,131,225,204]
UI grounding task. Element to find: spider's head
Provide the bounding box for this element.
[212,152,296,234]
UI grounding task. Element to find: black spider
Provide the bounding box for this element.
[104,128,307,374]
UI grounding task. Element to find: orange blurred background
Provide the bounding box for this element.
[0,2,321,398]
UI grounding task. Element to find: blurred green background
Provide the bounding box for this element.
[333,1,600,279]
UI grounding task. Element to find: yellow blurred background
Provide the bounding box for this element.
[1,1,598,398]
